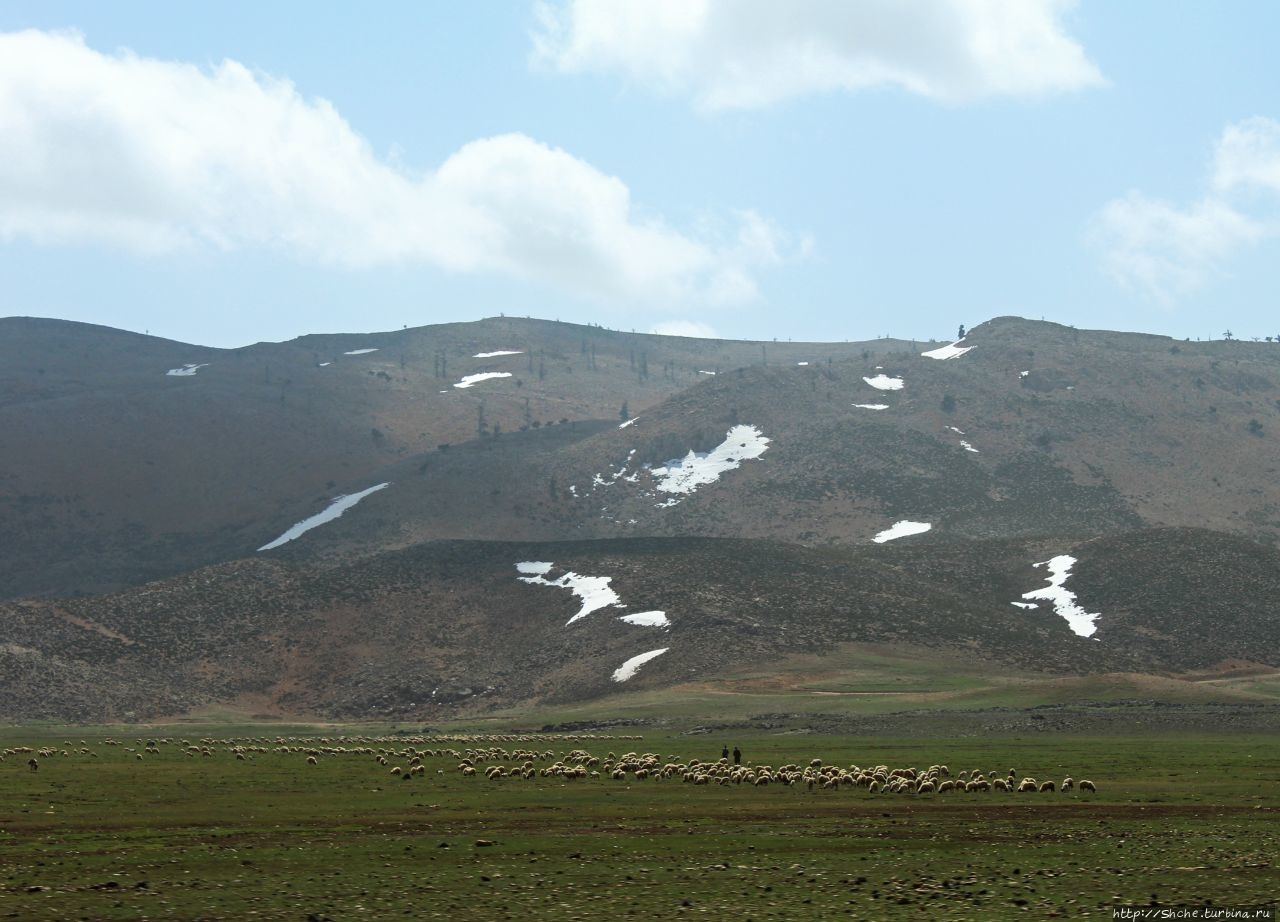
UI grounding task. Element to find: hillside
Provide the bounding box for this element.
[2,314,1279,721]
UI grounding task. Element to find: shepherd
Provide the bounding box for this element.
[733,747,742,766]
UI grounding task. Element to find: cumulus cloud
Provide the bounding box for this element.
[650,319,719,338]
[0,29,794,306]
[1091,117,1280,302]
[531,0,1104,110]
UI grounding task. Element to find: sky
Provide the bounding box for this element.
[1,1,1278,348]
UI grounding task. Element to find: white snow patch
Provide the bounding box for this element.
[651,425,770,495]
[612,648,669,682]
[258,483,390,551]
[873,520,932,543]
[454,372,512,388]
[620,611,669,628]
[1020,370,1030,377]
[166,363,208,376]
[959,440,979,453]
[921,340,973,360]
[318,362,332,367]
[619,417,639,429]
[863,374,904,391]
[797,361,809,366]
[568,485,578,497]
[655,498,681,508]
[947,426,965,434]
[698,370,716,375]
[854,403,889,410]
[343,348,379,355]
[517,564,623,625]
[474,350,522,358]
[1011,601,1039,610]
[516,561,553,575]
[1020,555,1100,637]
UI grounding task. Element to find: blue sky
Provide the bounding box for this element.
[1,1,1278,347]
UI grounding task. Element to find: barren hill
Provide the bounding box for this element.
[2,314,1279,721]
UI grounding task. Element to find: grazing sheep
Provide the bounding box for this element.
[1078,779,1097,793]
[1039,781,1055,793]
[992,778,1009,792]
[1018,779,1038,793]
[1061,777,1073,791]
[306,756,317,765]
[27,758,37,772]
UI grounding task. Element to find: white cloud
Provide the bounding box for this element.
[1212,117,1280,196]
[0,29,793,307]
[1092,117,1279,302]
[650,320,719,338]
[532,0,1104,110]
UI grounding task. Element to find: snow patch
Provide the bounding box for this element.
[619,417,639,429]
[947,426,965,434]
[959,440,979,453]
[318,362,331,367]
[343,348,379,355]
[620,611,669,628]
[516,561,553,575]
[698,370,716,375]
[651,425,770,495]
[474,350,522,358]
[612,648,668,682]
[517,565,623,625]
[454,372,512,388]
[1020,556,1100,637]
[854,403,889,410]
[873,521,932,543]
[1020,370,1030,377]
[258,483,390,551]
[1011,601,1039,610]
[166,363,208,376]
[921,340,972,360]
[797,361,809,366]
[863,374,904,391]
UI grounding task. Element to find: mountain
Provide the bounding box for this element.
[1,314,1278,721]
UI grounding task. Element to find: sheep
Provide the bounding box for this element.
[1017,779,1038,793]
[1078,779,1097,793]
[992,778,1009,792]
[306,756,318,765]
[1039,781,1055,793]
[27,758,37,772]
[1060,777,1073,791]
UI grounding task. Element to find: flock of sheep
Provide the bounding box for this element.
[6,734,1099,796]
[441,747,1098,795]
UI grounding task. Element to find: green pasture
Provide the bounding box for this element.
[1,726,1278,920]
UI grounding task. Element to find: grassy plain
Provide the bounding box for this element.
[2,722,1278,921]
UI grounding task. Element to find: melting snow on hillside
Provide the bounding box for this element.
[620,611,669,628]
[921,340,973,360]
[343,348,379,355]
[517,563,623,625]
[960,440,979,453]
[698,370,716,375]
[863,374,904,390]
[873,521,932,543]
[166,363,208,376]
[619,417,639,429]
[258,483,390,551]
[854,403,889,410]
[612,648,668,682]
[652,425,770,495]
[454,372,512,388]
[474,350,522,358]
[1020,555,1100,637]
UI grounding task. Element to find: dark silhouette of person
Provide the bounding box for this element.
[733,747,742,765]
[721,746,729,761]
[958,324,966,340]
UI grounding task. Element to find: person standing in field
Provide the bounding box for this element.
[722,745,729,761]
[733,747,742,765]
